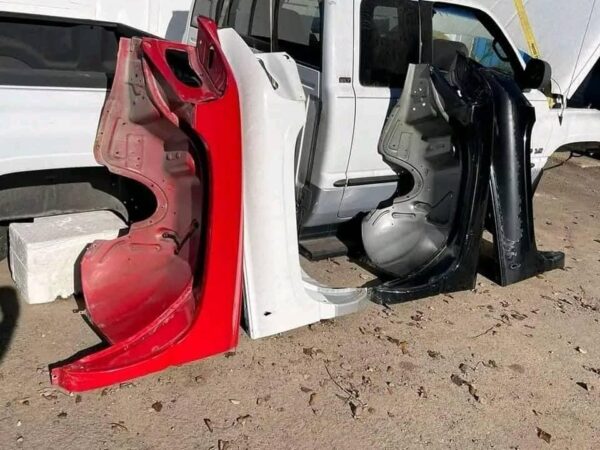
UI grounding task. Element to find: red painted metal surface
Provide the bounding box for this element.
[51,18,243,391]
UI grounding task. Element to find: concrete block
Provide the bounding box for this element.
[9,211,126,304]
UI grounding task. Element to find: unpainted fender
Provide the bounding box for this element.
[218,29,367,339]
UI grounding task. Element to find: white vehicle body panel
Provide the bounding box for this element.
[185,0,600,229]
[0,1,193,178]
[0,0,192,40]
[0,85,102,177]
[218,29,366,339]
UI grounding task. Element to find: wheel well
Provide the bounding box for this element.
[0,167,157,225]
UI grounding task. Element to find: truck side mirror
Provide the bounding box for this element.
[519,58,552,93]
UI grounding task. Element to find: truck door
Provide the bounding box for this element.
[274,1,324,201]
[341,0,422,219]
[186,0,348,229]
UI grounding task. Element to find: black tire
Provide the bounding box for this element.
[0,226,8,261]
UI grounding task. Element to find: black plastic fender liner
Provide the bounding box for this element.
[371,58,496,304]
[478,73,564,285]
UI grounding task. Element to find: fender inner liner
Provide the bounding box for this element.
[367,55,564,304]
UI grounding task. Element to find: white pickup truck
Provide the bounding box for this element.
[185,0,600,235]
[0,2,192,257]
[1,0,598,258]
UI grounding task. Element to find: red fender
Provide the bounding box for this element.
[51,18,243,391]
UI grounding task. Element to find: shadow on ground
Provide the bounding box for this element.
[0,286,19,363]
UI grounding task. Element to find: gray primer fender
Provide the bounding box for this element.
[362,64,461,277]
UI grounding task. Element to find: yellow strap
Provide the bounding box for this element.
[513,0,540,58]
[513,0,553,105]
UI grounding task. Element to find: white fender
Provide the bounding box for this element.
[218,29,367,339]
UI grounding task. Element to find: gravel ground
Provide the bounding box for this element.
[1,155,600,449]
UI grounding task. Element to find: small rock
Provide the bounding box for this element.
[576,347,588,354]
[16,436,24,444]
[151,401,163,412]
[229,399,241,405]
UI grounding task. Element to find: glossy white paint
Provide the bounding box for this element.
[0,0,192,40]
[184,0,598,228]
[0,85,103,176]
[218,29,367,339]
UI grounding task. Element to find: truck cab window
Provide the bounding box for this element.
[432,4,517,76]
[219,0,271,51]
[189,0,271,51]
[360,0,421,88]
[277,0,322,69]
[190,0,222,24]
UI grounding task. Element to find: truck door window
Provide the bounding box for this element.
[214,0,272,51]
[276,0,322,69]
[190,0,221,23]
[360,0,421,88]
[432,4,517,76]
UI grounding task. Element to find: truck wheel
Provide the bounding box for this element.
[0,226,8,261]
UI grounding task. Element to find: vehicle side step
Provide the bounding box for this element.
[300,235,349,261]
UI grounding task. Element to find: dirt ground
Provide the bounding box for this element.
[1,155,600,449]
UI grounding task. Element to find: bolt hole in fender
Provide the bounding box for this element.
[217,29,367,339]
[51,18,243,392]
